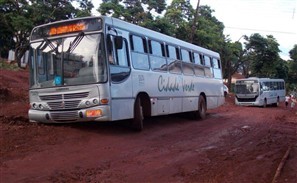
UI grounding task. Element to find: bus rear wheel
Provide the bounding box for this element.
[198,95,207,119]
[273,98,280,107]
[131,97,144,131]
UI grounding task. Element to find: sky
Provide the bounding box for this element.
[90,0,297,60]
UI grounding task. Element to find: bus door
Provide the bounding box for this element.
[107,31,134,121]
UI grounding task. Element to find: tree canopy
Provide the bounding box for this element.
[0,0,296,91]
[287,45,297,90]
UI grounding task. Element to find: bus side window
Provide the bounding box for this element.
[212,58,222,79]
[192,52,205,77]
[212,58,220,69]
[280,82,284,89]
[176,47,181,60]
[110,36,131,82]
[130,35,149,70]
[181,48,194,75]
[263,82,268,91]
[107,35,114,64]
[107,35,129,67]
[181,49,190,62]
[204,55,212,78]
[268,82,272,91]
[149,39,167,72]
[200,54,205,65]
[193,52,202,65]
[276,82,279,90]
[166,44,182,74]
[204,55,211,66]
[37,50,45,75]
[115,38,129,67]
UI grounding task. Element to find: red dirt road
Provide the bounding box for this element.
[1,69,297,183]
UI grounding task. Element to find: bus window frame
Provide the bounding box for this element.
[148,38,167,72]
[165,44,182,75]
[129,34,150,71]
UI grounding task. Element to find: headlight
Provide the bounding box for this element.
[93,99,99,104]
[38,104,44,110]
[85,101,91,106]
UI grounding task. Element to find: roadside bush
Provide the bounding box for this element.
[0,59,20,71]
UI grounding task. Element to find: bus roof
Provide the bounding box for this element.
[30,16,220,59]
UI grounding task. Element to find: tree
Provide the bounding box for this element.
[165,0,193,24]
[0,12,14,58]
[289,44,297,61]
[194,5,225,51]
[164,0,193,39]
[98,0,125,18]
[140,16,175,36]
[98,0,166,24]
[244,33,283,78]
[1,0,33,65]
[220,40,244,88]
[287,45,297,91]
[76,0,94,17]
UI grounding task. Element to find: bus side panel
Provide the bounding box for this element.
[110,98,134,120]
[132,71,184,116]
[110,69,134,121]
[169,98,183,114]
[182,75,199,112]
[261,91,280,105]
[182,97,198,112]
[205,78,223,109]
[155,99,170,115]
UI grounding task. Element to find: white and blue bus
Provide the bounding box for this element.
[28,16,225,131]
[234,77,285,107]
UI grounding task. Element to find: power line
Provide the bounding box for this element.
[225,26,297,35]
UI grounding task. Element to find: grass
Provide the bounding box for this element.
[0,59,20,71]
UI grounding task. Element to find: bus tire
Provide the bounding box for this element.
[132,97,144,131]
[263,99,267,108]
[198,95,207,119]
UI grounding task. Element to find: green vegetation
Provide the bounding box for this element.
[0,60,20,71]
[0,0,296,92]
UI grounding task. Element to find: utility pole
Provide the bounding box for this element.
[190,0,200,43]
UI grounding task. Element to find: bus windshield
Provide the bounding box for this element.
[235,80,259,94]
[29,33,106,88]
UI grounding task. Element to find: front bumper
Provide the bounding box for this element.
[28,105,110,123]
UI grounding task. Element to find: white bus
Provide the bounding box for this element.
[234,77,285,107]
[28,16,225,131]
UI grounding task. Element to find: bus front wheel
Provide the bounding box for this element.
[131,97,144,131]
[198,95,207,119]
[263,99,267,108]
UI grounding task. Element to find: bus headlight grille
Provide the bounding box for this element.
[47,100,81,110]
[39,92,89,101]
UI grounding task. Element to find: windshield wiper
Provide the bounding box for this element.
[39,37,57,52]
[67,32,84,53]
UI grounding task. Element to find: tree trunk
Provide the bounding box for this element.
[15,46,28,68]
[190,0,200,43]
[227,60,232,91]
